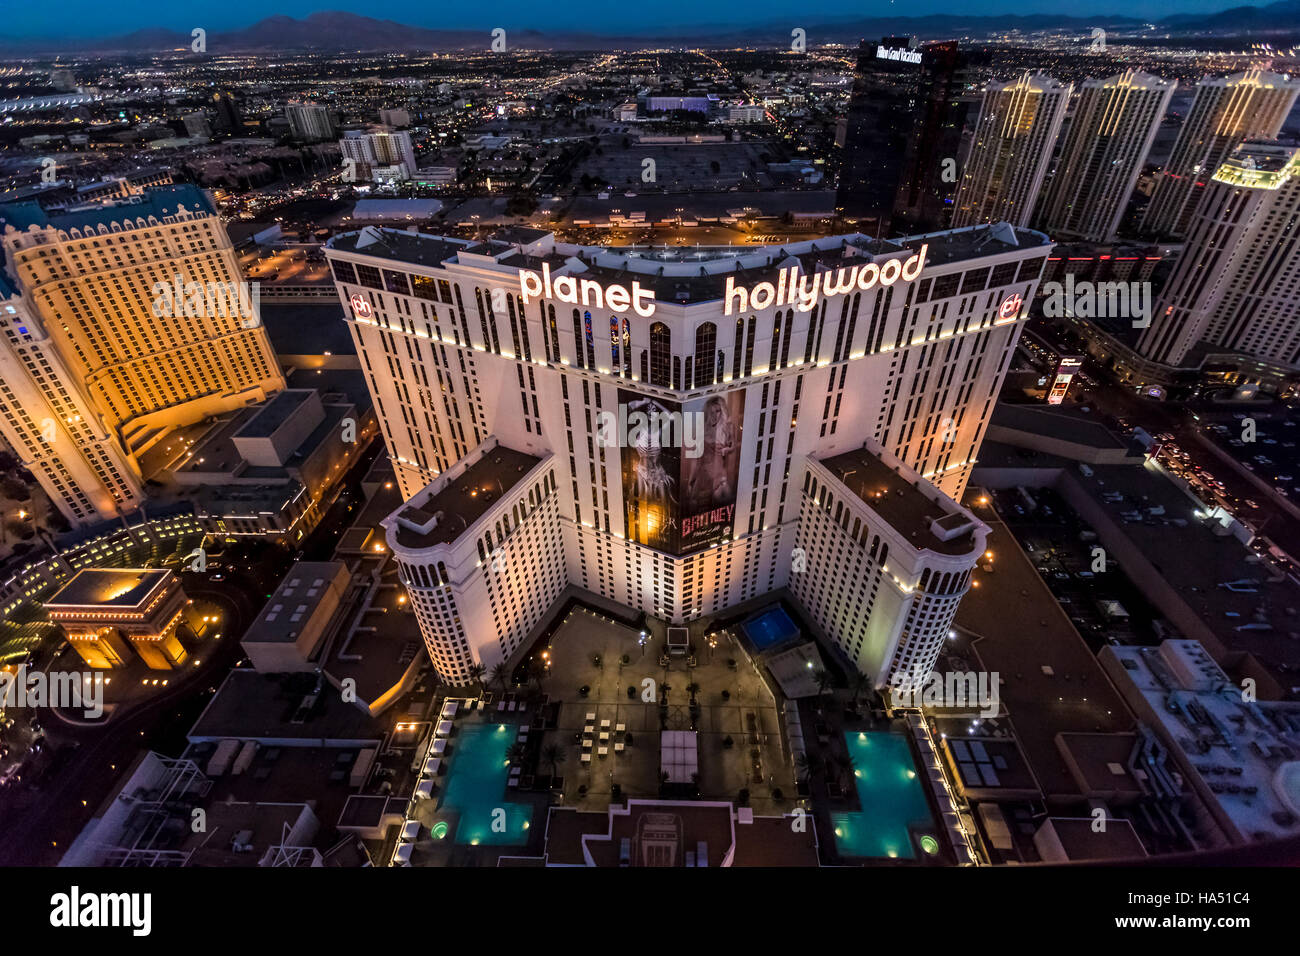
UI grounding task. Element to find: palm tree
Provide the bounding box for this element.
[832,752,857,789]
[686,682,700,703]
[466,662,486,689]
[849,670,870,708]
[794,751,818,783]
[507,742,527,764]
[541,742,566,777]
[811,669,832,701]
[489,661,511,694]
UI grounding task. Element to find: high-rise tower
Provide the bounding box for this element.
[1142,70,1300,239]
[326,223,1050,689]
[1037,71,1175,242]
[952,73,1071,229]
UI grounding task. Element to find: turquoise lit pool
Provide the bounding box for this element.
[439,722,533,846]
[741,606,799,651]
[831,731,934,860]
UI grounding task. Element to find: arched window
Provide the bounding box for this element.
[649,322,671,386]
[732,317,744,380]
[622,318,632,377]
[572,309,585,369]
[694,322,717,387]
[583,312,596,369]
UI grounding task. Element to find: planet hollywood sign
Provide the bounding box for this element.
[517,244,928,319]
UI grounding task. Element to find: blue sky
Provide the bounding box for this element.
[2,0,1263,40]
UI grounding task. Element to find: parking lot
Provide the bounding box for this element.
[987,486,1166,652]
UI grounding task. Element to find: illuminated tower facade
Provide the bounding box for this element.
[953,73,1071,229]
[1141,70,1300,239]
[1036,71,1175,242]
[327,224,1050,687]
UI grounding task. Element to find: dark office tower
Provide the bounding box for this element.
[211,92,242,134]
[835,38,973,235]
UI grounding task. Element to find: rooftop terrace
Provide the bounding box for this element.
[820,446,978,556]
[390,444,541,551]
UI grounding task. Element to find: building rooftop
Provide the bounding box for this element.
[239,390,314,439]
[187,670,383,745]
[243,561,350,645]
[990,403,1132,453]
[327,223,1049,308]
[820,446,978,556]
[0,184,214,233]
[1103,640,1300,843]
[46,568,171,611]
[389,443,541,551]
[954,507,1135,801]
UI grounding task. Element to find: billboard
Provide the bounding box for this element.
[1047,355,1084,405]
[618,389,745,555]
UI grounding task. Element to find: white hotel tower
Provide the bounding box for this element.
[326,224,1051,687]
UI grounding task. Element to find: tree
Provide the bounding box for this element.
[848,670,870,708]
[466,662,486,688]
[541,742,566,777]
[811,669,833,701]
[507,742,527,764]
[489,662,511,693]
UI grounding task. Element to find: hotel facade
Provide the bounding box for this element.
[326,224,1051,688]
[0,185,285,526]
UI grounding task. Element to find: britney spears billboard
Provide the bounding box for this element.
[615,389,745,556]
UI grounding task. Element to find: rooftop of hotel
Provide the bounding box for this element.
[819,446,978,556]
[327,222,1049,306]
[45,568,171,610]
[389,444,541,551]
[543,801,819,867]
[0,184,214,234]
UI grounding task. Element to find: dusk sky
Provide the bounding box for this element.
[1,0,1267,40]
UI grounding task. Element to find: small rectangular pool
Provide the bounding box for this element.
[831,731,935,860]
[439,722,533,846]
[741,606,800,651]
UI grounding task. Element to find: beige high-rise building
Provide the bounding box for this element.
[952,72,1071,229]
[1037,71,1175,242]
[1138,142,1300,369]
[1141,70,1300,239]
[0,185,284,525]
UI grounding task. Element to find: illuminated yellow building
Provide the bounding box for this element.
[45,568,190,670]
[0,185,285,526]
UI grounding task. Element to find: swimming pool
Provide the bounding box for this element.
[741,606,800,651]
[831,731,935,860]
[439,722,533,846]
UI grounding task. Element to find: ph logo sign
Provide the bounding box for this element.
[350,294,372,319]
[999,294,1023,320]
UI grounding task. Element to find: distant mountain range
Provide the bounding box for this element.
[1,4,1297,54]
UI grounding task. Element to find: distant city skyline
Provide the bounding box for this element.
[1,0,1276,42]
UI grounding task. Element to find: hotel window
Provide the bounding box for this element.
[383,270,410,295]
[355,265,383,290]
[411,274,440,300]
[694,322,717,387]
[330,260,357,284]
[649,322,671,386]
